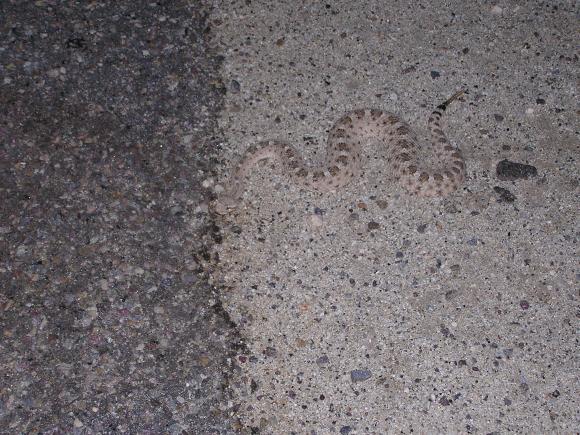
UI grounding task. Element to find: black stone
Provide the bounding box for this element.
[494,186,516,203]
[496,159,538,181]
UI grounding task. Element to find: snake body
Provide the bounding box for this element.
[215,91,466,214]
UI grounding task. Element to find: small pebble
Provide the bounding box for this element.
[491,5,503,14]
[367,221,380,230]
[496,159,538,180]
[316,355,330,366]
[494,186,516,203]
[439,397,451,406]
[309,213,324,228]
[350,369,372,382]
[430,70,440,79]
[230,79,241,93]
[467,238,479,246]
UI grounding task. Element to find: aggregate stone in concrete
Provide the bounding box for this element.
[0,1,241,433]
[209,0,578,433]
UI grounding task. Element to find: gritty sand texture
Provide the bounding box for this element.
[0,2,239,433]
[209,0,578,433]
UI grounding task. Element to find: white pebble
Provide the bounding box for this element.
[491,5,503,14]
[309,213,324,229]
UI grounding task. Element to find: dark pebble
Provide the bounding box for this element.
[496,159,538,180]
[494,186,516,203]
[439,397,451,406]
[536,98,545,104]
[430,70,441,78]
[340,426,352,434]
[494,114,504,122]
[350,369,372,382]
[264,346,277,357]
[316,355,329,366]
[417,223,428,233]
[367,221,380,230]
[519,300,530,310]
[230,79,241,93]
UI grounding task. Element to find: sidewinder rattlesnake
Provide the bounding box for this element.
[215,91,466,214]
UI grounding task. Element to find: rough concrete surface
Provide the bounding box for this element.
[1,1,241,433]
[210,0,578,433]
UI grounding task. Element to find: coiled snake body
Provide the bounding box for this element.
[215,91,466,214]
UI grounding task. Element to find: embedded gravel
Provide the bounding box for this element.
[210,1,578,433]
[1,1,241,433]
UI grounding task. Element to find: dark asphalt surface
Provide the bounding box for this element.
[1,1,241,433]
